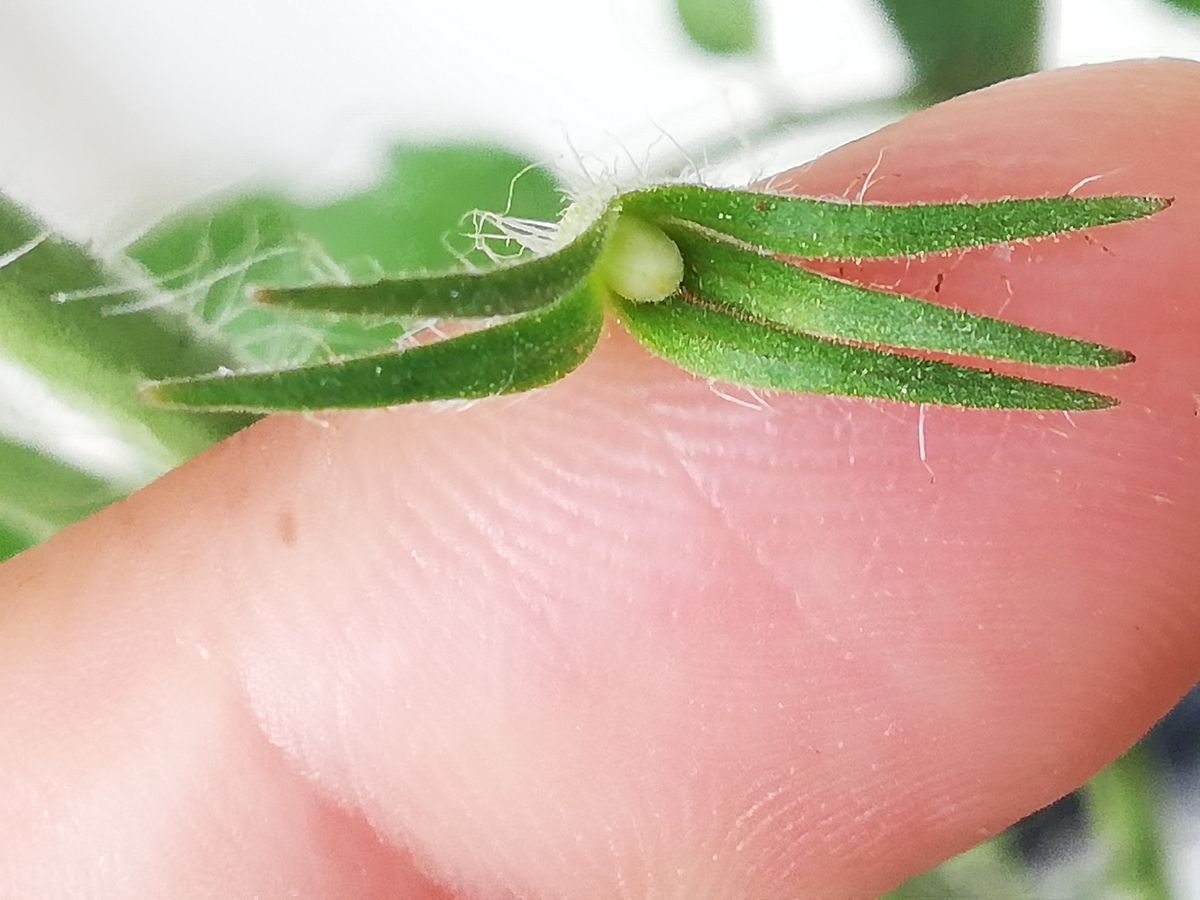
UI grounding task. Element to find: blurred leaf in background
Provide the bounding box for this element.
[675,0,759,55]
[0,196,252,470]
[0,143,561,562]
[875,0,1041,101]
[1161,0,1200,13]
[126,144,563,369]
[0,437,121,561]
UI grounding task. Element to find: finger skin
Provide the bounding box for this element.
[1,60,1199,899]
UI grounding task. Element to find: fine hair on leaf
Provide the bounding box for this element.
[139,180,1170,414]
[623,185,1170,259]
[614,294,1118,411]
[144,280,605,413]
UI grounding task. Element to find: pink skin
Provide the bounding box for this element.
[1,59,1199,899]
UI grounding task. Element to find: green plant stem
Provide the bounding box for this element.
[1085,744,1173,900]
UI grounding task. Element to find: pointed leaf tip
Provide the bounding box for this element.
[622,185,1171,259]
[251,206,618,320]
[616,296,1121,411]
[666,225,1136,368]
[143,281,605,413]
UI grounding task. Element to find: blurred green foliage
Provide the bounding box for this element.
[0,143,560,562]
[886,837,1029,899]
[875,0,1041,100]
[0,196,251,470]
[127,145,562,368]
[674,0,759,55]
[0,437,121,558]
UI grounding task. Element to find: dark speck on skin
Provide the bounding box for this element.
[277,510,298,547]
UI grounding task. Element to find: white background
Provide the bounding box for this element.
[0,0,1199,243]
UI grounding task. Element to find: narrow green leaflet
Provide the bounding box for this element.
[666,224,1131,366]
[674,0,759,55]
[144,281,605,413]
[875,0,1040,101]
[0,146,564,559]
[127,144,563,367]
[256,206,618,318]
[623,185,1169,259]
[615,295,1117,410]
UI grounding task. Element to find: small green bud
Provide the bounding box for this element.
[596,213,684,303]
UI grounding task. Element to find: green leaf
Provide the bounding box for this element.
[615,295,1118,410]
[1161,0,1200,12]
[622,185,1169,259]
[675,0,759,55]
[875,0,1041,101]
[0,196,251,471]
[143,281,605,413]
[666,224,1132,366]
[256,205,617,318]
[126,144,563,368]
[0,436,121,561]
